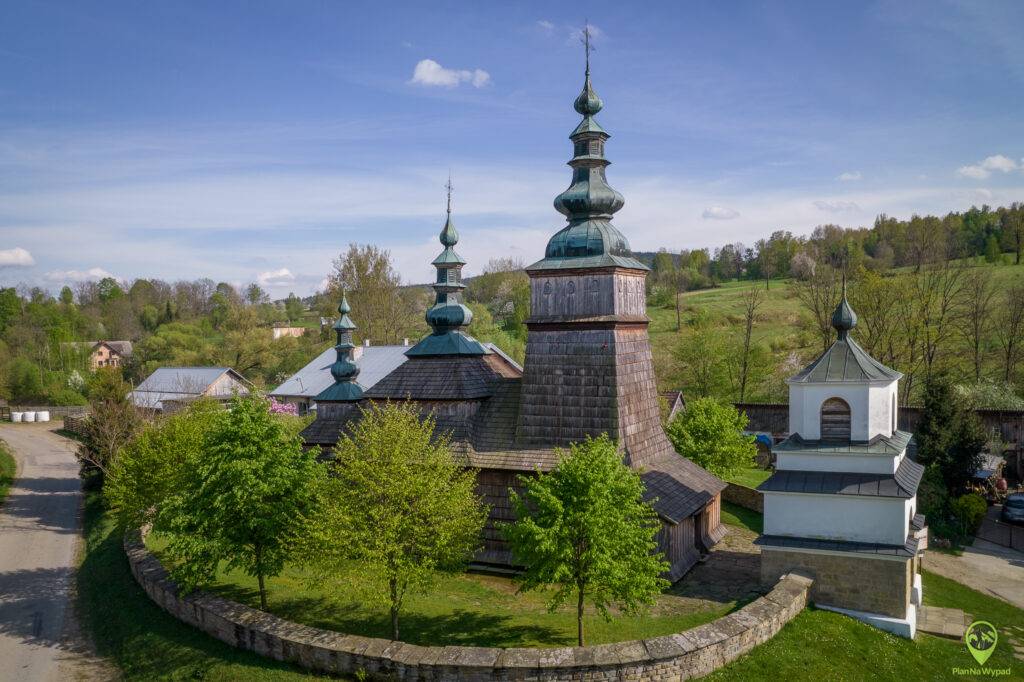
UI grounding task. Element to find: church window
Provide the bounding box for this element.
[820,398,851,441]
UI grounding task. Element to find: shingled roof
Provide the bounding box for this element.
[789,336,902,384]
[758,456,924,499]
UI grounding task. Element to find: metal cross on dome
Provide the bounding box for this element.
[580,22,595,73]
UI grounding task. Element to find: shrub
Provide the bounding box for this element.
[951,493,987,537]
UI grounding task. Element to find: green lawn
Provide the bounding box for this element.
[77,492,318,681]
[146,535,736,649]
[710,571,1022,681]
[725,467,771,489]
[721,500,764,534]
[0,440,16,504]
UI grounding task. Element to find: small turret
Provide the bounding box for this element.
[315,291,363,402]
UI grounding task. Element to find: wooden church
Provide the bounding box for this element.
[302,59,726,581]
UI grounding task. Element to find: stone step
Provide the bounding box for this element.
[917,605,969,640]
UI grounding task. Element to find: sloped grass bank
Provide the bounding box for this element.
[77,492,319,681]
[145,533,739,649]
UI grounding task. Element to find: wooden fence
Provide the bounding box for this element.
[975,508,1024,552]
[1,405,89,421]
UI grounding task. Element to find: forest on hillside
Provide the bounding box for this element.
[1,202,1022,408]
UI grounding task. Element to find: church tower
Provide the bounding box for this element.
[516,35,668,465]
[758,287,927,638]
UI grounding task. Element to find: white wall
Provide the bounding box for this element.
[788,379,899,441]
[776,451,902,475]
[763,493,913,545]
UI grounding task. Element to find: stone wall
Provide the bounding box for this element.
[126,530,812,681]
[722,483,763,513]
[761,548,910,618]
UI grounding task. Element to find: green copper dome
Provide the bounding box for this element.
[528,56,646,272]
[406,183,489,357]
[831,292,858,340]
[316,291,363,402]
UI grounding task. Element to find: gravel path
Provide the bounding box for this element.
[0,423,113,681]
[923,538,1024,610]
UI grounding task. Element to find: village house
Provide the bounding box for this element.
[61,340,134,370]
[301,64,726,580]
[758,289,927,637]
[271,325,307,340]
[128,366,251,413]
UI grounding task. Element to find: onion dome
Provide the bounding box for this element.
[315,292,363,402]
[831,281,858,340]
[405,181,489,357]
[528,37,645,271]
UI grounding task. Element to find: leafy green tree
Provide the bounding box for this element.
[97,277,125,302]
[503,435,669,646]
[77,368,140,485]
[59,286,74,306]
[666,398,756,478]
[156,395,322,610]
[672,310,729,399]
[106,399,221,529]
[283,293,304,322]
[306,402,485,640]
[0,288,20,332]
[915,374,986,493]
[985,235,1001,264]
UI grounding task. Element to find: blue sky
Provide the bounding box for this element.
[1,0,1023,297]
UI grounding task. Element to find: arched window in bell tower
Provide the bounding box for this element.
[820,398,852,441]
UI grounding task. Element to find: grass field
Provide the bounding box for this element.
[0,440,16,504]
[77,492,315,681]
[709,570,1022,681]
[646,259,1024,401]
[725,466,771,489]
[145,535,737,649]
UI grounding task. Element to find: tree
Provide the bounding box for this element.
[325,243,421,345]
[994,283,1024,383]
[503,435,668,646]
[245,283,269,305]
[958,269,996,381]
[672,310,728,399]
[308,402,486,640]
[59,286,74,306]
[793,262,839,351]
[733,285,763,402]
[984,235,1001,264]
[156,395,322,610]
[666,398,756,478]
[283,293,304,322]
[915,374,986,493]
[77,368,141,484]
[106,399,221,529]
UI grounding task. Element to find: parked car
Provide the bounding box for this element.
[1000,493,1024,526]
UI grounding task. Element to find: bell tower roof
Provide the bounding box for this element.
[315,291,364,402]
[527,27,646,273]
[405,177,490,357]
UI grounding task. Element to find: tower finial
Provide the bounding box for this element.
[314,288,362,401]
[581,21,593,76]
[831,274,857,340]
[445,171,453,215]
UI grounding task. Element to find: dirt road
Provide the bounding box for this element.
[0,423,107,681]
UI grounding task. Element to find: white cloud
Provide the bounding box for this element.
[536,20,554,33]
[257,267,296,287]
[837,171,862,181]
[973,188,994,200]
[45,267,114,282]
[0,247,34,266]
[409,59,491,89]
[957,154,1019,179]
[702,206,740,220]
[813,199,861,212]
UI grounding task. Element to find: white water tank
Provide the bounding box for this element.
[37,410,50,422]
[23,411,36,422]
[11,411,23,423]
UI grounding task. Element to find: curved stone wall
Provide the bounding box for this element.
[125,530,811,680]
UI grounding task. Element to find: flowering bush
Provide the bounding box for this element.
[268,398,298,415]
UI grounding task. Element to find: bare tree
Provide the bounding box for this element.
[793,261,840,352]
[957,269,997,382]
[736,285,763,402]
[995,283,1024,383]
[912,259,966,376]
